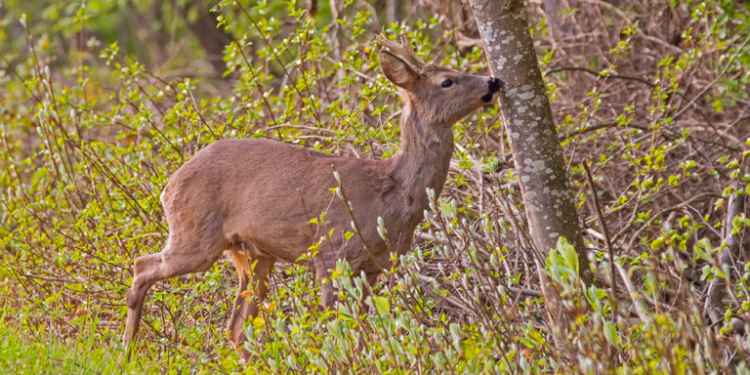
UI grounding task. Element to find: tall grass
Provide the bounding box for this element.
[0,318,151,374]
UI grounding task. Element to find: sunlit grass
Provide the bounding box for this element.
[0,319,166,374]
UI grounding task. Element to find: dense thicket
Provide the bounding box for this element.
[1,0,750,373]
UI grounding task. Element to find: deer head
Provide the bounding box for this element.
[378,35,503,127]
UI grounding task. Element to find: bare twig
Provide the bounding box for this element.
[614,261,650,323]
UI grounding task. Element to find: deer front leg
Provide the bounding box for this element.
[123,236,224,361]
[123,253,164,358]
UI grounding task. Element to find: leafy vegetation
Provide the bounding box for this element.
[0,318,157,374]
[2,0,750,373]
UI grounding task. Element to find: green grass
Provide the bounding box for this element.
[0,320,154,374]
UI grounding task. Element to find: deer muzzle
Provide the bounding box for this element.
[482,77,504,103]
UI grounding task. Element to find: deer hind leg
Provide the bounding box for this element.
[358,271,382,314]
[123,235,224,359]
[225,249,276,360]
[313,254,336,309]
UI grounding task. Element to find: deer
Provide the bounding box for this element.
[122,36,503,360]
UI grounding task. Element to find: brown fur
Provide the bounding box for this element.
[122,45,502,361]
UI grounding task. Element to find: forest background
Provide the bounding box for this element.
[1,0,750,373]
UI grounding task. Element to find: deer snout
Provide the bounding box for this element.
[482,77,504,103]
[489,77,503,93]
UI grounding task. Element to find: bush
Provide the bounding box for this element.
[2,0,750,373]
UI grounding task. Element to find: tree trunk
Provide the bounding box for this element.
[177,0,233,76]
[705,180,747,332]
[386,0,397,25]
[126,0,171,67]
[469,0,593,284]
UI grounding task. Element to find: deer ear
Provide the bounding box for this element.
[379,51,417,90]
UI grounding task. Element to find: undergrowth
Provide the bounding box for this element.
[0,318,149,374]
[2,0,750,373]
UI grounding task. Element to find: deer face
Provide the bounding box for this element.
[379,51,503,126]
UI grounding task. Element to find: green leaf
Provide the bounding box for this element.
[693,238,712,261]
[679,215,690,228]
[603,322,620,348]
[556,237,579,276]
[441,199,457,219]
[327,321,344,341]
[372,296,390,316]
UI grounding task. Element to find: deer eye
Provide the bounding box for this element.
[441,79,453,88]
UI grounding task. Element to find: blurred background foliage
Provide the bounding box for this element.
[2,0,750,373]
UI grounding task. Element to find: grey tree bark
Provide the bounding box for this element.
[468,0,593,284]
[705,180,747,332]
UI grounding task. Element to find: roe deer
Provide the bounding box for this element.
[123,36,503,360]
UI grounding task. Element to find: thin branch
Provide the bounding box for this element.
[673,34,750,120]
[583,162,618,314]
[547,66,655,87]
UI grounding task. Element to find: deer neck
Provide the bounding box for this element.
[387,101,454,211]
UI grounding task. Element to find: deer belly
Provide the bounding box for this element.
[223,213,317,263]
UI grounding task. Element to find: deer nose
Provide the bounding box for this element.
[488,77,503,93]
[482,77,504,103]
